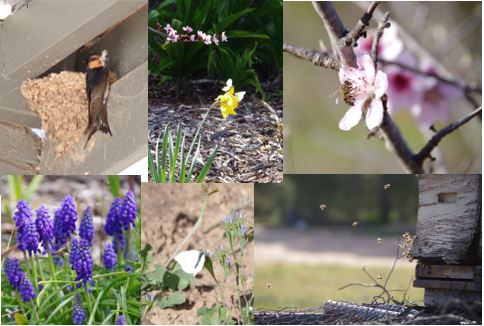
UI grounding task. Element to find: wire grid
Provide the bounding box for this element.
[254,300,478,325]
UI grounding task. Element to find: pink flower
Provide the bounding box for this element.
[411,75,463,127]
[385,52,423,113]
[338,55,388,131]
[164,24,179,43]
[212,34,219,46]
[197,31,211,45]
[182,26,193,33]
[221,31,228,42]
[355,24,403,61]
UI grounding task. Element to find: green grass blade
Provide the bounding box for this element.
[161,125,170,182]
[107,176,121,197]
[186,135,202,182]
[88,288,106,325]
[24,176,44,200]
[178,133,187,183]
[196,146,218,183]
[148,146,160,183]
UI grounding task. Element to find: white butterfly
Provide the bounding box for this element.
[174,250,206,276]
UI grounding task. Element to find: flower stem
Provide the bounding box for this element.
[29,254,38,292]
[84,285,93,315]
[47,247,57,289]
[34,255,44,282]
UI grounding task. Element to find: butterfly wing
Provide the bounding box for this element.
[175,250,205,276]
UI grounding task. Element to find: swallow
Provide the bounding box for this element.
[84,49,112,148]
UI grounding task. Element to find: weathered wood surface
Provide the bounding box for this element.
[423,288,482,307]
[411,175,481,264]
[413,278,480,291]
[415,263,475,280]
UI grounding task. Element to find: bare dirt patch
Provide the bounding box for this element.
[141,183,254,325]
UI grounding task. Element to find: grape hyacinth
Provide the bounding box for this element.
[105,197,125,253]
[79,207,94,246]
[18,274,36,302]
[72,292,86,325]
[20,217,40,256]
[13,200,33,252]
[69,239,93,287]
[115,315,126,325]
[3,258,24,290]
[54,195,78,250]
[121,191,137,230]
[35,205,54,252]
[103,242,117,270]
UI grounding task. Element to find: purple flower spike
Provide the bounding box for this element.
[54,195,78,250]
[105,198,123,236]
[121,191,137,230]
[72,292,86,325]
[4,258,24,290]
[79,207,94,246]
[19,275,36,302]
[35,205,54,251]
[69,239,93,286]
[115,315,126,325]
[13,200,33,252]
[103,242,117,270]
[22,218,40,256]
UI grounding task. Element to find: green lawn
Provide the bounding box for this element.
[255,263,424,309]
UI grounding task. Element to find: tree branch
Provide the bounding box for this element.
[415,106,482,165]
[312,1,357,67]
[340,1,380,48]
[282,43,340,70]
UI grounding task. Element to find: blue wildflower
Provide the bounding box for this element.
[240,224,247,236]
[222,215,235,224]
[115,315,126,325]
[103,242,117,269]
[72,292,86,325]
[69,239,93,287]
[225,256,231,267]
[19,275,36,302]
[35,205,54,252]
[53,195,78,250]
[3,258,24,290]
[79,207,94,246]
[121,191,137,230]
[124,264,133,272]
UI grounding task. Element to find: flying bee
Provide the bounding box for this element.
[384,183,391,190]
[84,49,112,148]
[377,237,384,244]
[320,204,327,211]
[376,275,382,280]
[266,283,272,288]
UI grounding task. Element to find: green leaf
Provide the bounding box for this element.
[146,264,167,283]
[172,269,194,290]
[107,176,121,197]
[159,292,186,308]
[163,271,180,290]
[203,255,218,284]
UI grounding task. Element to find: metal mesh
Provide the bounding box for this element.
[254,300,478,325]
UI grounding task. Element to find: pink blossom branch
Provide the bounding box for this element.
[415,106,482,165]
[380,59,482,95]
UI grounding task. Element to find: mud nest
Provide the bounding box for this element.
[21,71,90,159]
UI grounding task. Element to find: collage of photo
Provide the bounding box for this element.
[0,0,482,325]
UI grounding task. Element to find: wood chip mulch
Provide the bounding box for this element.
[148,77,283,183]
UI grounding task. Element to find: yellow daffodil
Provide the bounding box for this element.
[215,79,245,119]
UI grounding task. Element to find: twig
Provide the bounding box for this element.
[371,12,390,68]
[340,1,380,48]
[282,43,339,70]
[415,106,482,165]
[259,99,281,127]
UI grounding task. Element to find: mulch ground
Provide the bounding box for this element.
[148,75,283,183]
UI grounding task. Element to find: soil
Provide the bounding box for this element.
[141,183,254,325]
[148,76,283,183]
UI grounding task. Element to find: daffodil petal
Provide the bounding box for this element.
[235,91,245,101]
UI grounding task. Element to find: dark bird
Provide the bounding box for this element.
[84,49,112,148]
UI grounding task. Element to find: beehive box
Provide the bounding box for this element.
[411,175,481,306]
